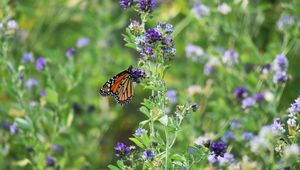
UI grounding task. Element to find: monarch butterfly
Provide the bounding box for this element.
[99,66,145,104]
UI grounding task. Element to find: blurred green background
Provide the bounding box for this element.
[0,0,300,169]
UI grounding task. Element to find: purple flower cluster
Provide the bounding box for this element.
[206,140,235,166]
[233,87,248,101]
[233,86,264,112]
[222,49,239,66]
[45,156,55,167]
[271,118,286,134]
[272,54,288,84]
[1,121,19,134]
[242,97,256,112]
[145,29,162,44]
[242,131,254,140]
[166,89,178,104]
[136,23,175,61]
[35,57,46,71]
[119,0,156,13]
[142,149,155,160]
[76,37,90,48]
[22,52,34,63]
[119,0,134,9]
[221,131,235,143]
[128,20,143,35]
[25,78,38,89]
[210,141,227,157]
[114,142,131,158]
[135,128,146,137]
[277,15,298,31]
[138,0,156,13]
[287,96,300,129]
[65,48,76,57]
[192,2,210,19]
[129,67,146,83]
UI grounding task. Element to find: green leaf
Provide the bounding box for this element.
[117,160,125,169]
[108,165,120,170]
[139,106,150,118]
[66,112,74,127]
[13,158,31,167]
[129,137,145,149]
[15,117,33,130]
[140,132,151,148]
[171,154,186,162]
[45,88,58,104]
[139,120,150,126]
[159,115,168,126]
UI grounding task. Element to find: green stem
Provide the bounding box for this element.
[164,127,169,169]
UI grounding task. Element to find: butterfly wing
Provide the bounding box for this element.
[99,70,131,96]
[115,76,134,104]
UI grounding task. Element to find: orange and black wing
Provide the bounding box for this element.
[99,70,131,97]
[115,76,134,104]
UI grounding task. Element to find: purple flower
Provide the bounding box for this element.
[35,57,46,71]
[185,44,204,62]
[9,123,19,134]
[233,87,248,101]
[191,102,199,112]
[166,90,178,104]
[254,93,264,103]
[52,144,64,153]
[261,64,272,74]
[192,3,210,19]
[7,20,19,30]
[230,120,240,130]
[145,28,162,43]
[204,57,220,75]
[1,121,11,131]
[25,78,38,89]
[144,45,154,57]
[221,131,235,143]
[210,141,227,157]
[288,96,300,115]
[271,118,285,134]
[119,0,134,9]
[45,156,55,167]
[65,48,76,57]
[114,142,131,158]
[277,15,298,31]
[217,3,231,15]
[156,23,173,35]
[135,128,146,137]
[242,97,256,112]
[142,149,155,160]
[219,153,235,166]
[138,0,156,13]
[222,49,239,66]
[22,52,34,63]
[129,67,146,83]
[40,90,46,97]
[189,147,195,154]
[242,132,254,140]
[273,54,288,72]
[208,154,218,164]
[273,72,287,84]
[76,37,90,48]
[128,20,142,35]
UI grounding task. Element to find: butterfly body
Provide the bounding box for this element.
[99,66,136,104]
